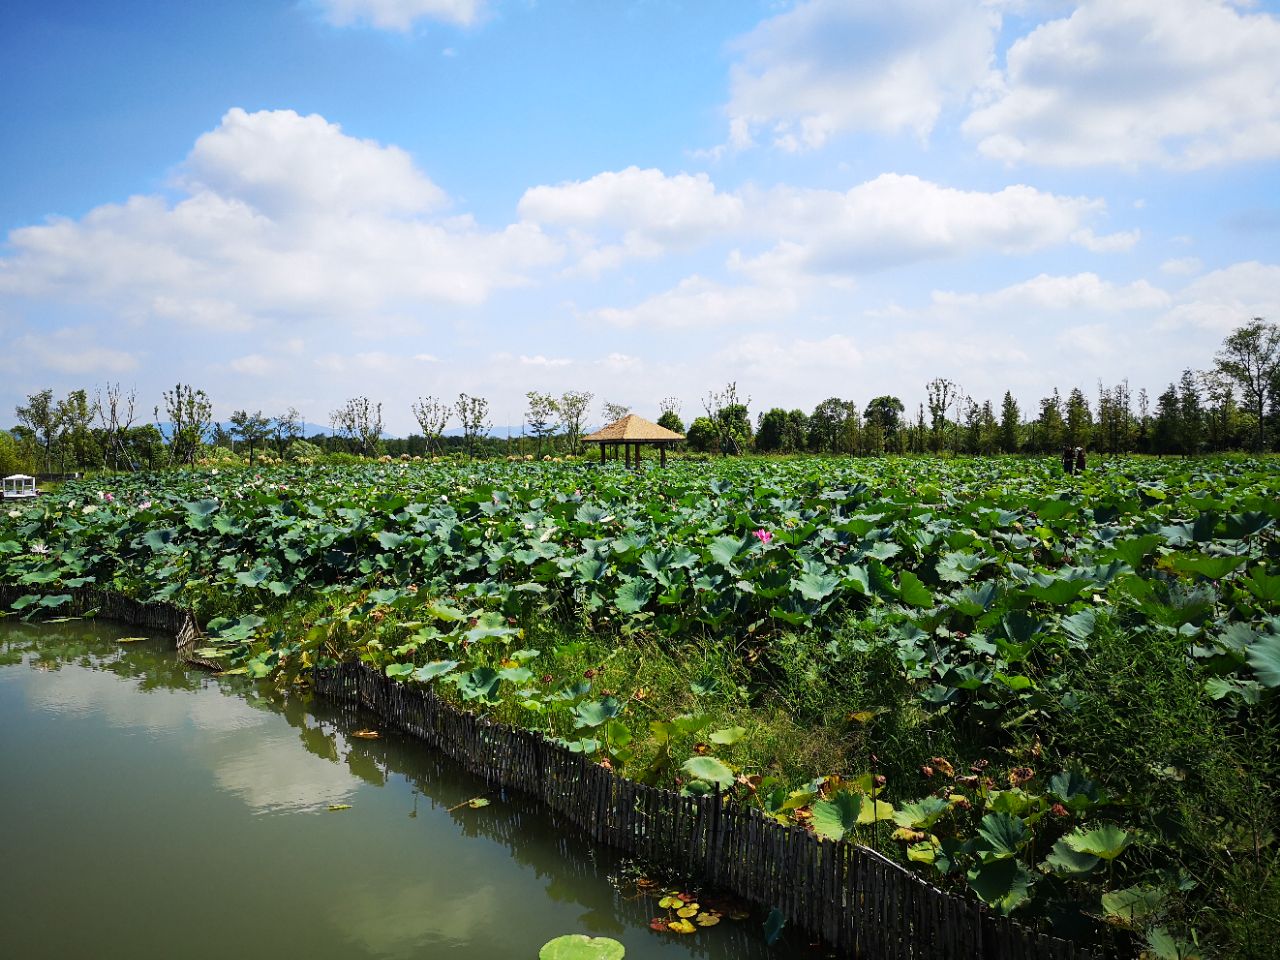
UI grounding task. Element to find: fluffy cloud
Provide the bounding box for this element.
[965,0,1280,167]
[0,109,562,331]
[1156,261,1280,332]
[522,168,1117,278]
[518,167,743,269]
[738,175,1114,276]
[725,0,999,150]
[317,0,486,31]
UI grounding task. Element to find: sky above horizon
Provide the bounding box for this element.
[2,0,1279,434]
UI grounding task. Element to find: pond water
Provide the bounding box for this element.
[0,619,790,960]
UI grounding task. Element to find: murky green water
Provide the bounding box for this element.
[0,620,785,960]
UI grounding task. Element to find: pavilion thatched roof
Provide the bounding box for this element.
[582,414,684,443]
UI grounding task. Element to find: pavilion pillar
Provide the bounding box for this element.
[600,444,606,463]
[636,444,642,466]
[660,444,667,467]
[625,444,631,469]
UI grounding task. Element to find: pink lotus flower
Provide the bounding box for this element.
[753,528,773,544]
[104,492,114,503]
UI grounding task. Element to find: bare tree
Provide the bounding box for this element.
[95,383,138,471]
[455,393,492,458]
[410,396,451,455]
[601,400,630,424]
[330,397,383,456]
[559,391,593,453]
[703,381,752,455]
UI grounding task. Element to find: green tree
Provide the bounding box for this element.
[1177,369,1203,455]
[1214,318,1280,451]
[272,407,303,458]
[558,391,593,453]
[229,409,272,466]
[657,410,684,434]
[1064,387,1092,450]
[157,383,213,466]
[15,388,56,472]
[998,391,1021,453]
[1153,383,1182,455]
[1031,390,1065,453]
[756,408,790,453]
[455,393,492,458]
[525,392,560,456]
[808,398,857,453]
[863,396,904,451]
[55,388,97,471]
[925,378,959,452]
[657,398,684,435]
[685,416,717,452]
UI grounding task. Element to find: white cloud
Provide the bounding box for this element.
[1070,228,1140,253]
[1156,261,1280,331]
[725,0,1000,150]
[518,354,572,367]
[738,175,1109,276]
[317,0,486,31]
[230,353,272,376]
[1160,257,1204,276]
[585,275,800,330]
[932,272,1171,312]
[523,168,1114,279]
[518,167,743,260]
[965,0,1280,167]
[0,109,562,333]
[4,331,138,376]
[182,107,446,218]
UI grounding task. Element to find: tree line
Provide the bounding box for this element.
[4,319,1277,475]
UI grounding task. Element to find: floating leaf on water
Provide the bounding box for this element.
[667,919,696,935]
[467,797,490,809]
[327,804,351,811]
[351,729,380,739]
[675,904,699,918]
[539,934,626,960]
[115,636,147,644]
[695,912,720,927]
[657,895,683,910]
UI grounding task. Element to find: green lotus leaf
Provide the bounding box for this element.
[539,934,625,960]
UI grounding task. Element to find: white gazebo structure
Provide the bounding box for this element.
[2,474,39,500]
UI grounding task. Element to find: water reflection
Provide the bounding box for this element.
[0,619,790,960]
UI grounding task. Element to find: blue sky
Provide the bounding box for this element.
[2,0,1278,433]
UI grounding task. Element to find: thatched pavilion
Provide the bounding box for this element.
[583,414,684,468]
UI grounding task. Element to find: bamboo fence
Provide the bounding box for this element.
[3,585,1107,960]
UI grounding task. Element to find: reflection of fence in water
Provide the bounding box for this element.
[1,587,1105,959]
[316,661,1104,960]
[297,693,772,958]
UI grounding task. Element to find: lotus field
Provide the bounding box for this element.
[3,455,1278,955]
